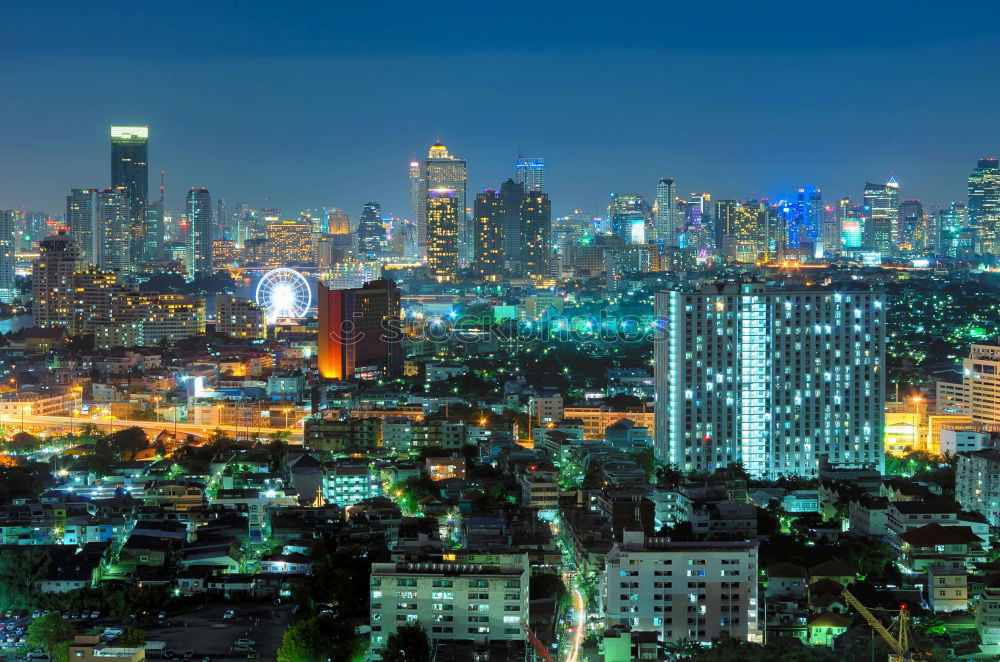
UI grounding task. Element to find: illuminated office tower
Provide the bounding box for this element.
[521,190,551,278]
[317,278,401,380]
[96,187,131,273]
[939,202,967,257]
[653,282,885,479]
[110,126,149,263]
[32,232,81,327]
[0,210,14,303]
[357,201,385,260]
[841,218,865,249]
[418,141,466,258]
[654,178,679,245]
[66,188,98,265]
[266,220,313,265]
[968,158,1000,255]
[515,155,545,192]
[863,179,900,253]
[426,188,459,281]
[898,199,924,252]
[326,208,350,235]
[185,187,213,279]
[714,199,738,251]
[609,193,650,245]
[474,188,504,280]
[679,192,712,253]
[798,186,822,243]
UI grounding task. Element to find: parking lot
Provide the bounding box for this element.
[143,602,291,661]
[0,602,290,662]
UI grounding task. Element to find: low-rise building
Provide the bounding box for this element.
[325,462,381,507]
[928,560,969,612]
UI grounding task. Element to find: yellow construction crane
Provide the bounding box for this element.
[842,587,913,662]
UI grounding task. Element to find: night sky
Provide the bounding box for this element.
[3,1,998,219]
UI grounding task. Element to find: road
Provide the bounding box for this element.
[563,572,586,662]
[7,413,304,443]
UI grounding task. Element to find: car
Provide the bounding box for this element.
[182,651,196,660]
[234,639,255,647]
[162,651,175,660]
[3,611,11,618]
[31,610,40,619]
[90,611,100,619]
[223,610,235,619]
[158,611,166,620]
[103,627,124,638]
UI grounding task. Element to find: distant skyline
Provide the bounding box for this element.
[2,2,999,218]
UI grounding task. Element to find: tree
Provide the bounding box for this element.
[107,427,149,460]
[380,623,430,662]
[25,613,75,659]
[276,614,360,662]
[118,626,145,647]
[153,439,167,458]
[628,447,656,481]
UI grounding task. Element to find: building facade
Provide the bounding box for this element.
[317,279,401,380]
[603,532,759,643]
[654,282,885,478]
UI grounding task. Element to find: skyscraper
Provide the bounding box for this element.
[66,188,98,265]
[408,158,421,228]
[426,188,459,281]
[939,202,968,257]
[515,155,545,192]
[357,202,385,260]
[418,142,466,259]
[968,158,1000,255]
[473,188,504,280]
[110,125,149,264]
[863,179,900,253]
[798,186,822,244]
[499,178,526,272]
[521,190,551,278]
[609,194,650,245]
[32,232,81,328]
[654,282,885,478]
[185,187,213,280]
[0,210,14,303]
[898,199,925,252]
[654,178,678,245]
[96,187,131,273]
[317,279,401,380]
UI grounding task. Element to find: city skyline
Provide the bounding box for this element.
[2,4,1000,217]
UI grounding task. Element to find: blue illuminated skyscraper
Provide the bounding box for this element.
[798,186,822,243]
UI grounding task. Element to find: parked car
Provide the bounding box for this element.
[234,639,255,647]
[223,610,235,620]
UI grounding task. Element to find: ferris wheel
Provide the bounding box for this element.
[255,268,311,320]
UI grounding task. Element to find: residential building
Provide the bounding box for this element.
[369,554,529,649]
[602,532,759,643]
[654,282,885,478]
[216,294,267,339]
[956,448,1000,527]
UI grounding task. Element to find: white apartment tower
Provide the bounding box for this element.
[654,282,885,479]
[603,532,759,643]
